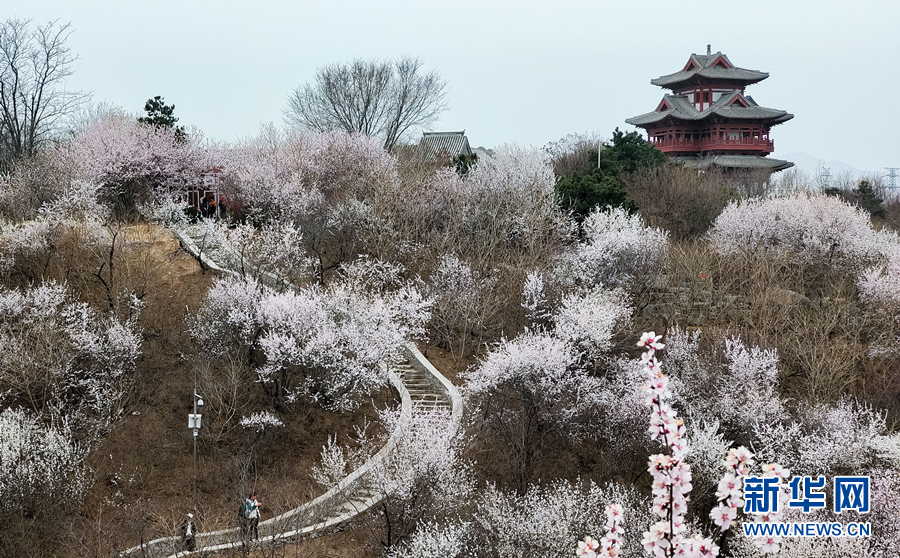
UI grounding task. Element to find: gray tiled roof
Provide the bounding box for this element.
[681,155,794,172]
[421,131,473,160]
[626,91,793,127]
[651,52,768,89]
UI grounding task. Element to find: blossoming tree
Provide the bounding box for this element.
[191,258,431,412]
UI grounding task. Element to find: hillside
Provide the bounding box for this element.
[1,124,900,558]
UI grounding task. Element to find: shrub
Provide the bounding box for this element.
[191,259,431,412]
[754,398,886,477]
[0,408,88,556]
[0,408,88,512]
[543,132,602,177]
[426,255,503,362]
[554,206,668,292]
[475,480,651,558]
[709,193,898,273]
[858,251,900,311]
[662,329,785,437]
[0,149,83,221]
[0,280,142,440]
[222,127,394,223]
[622,162,729,240]
[313,407,472,552]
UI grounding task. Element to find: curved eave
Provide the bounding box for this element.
[770,113,795,126]
[710,106,791,121]
[628,109,794,129]
[626,111,676,128]
[681,155,794,172]
[652,68,769,90]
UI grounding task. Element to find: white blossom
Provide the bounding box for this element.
[521,270,550,326]
[310,434,348,488]
[858,250,900,311]
[663,329,785,434]
[554,207,668,291]
[191,260,431,411]
[754,398,885,476]
[0,408,88,513]
[386,521,469,558]
[478,480,651,558]
[0,281,141,440]
[709,193,899,271]
[238,410,284,432]
[553,286,630,358]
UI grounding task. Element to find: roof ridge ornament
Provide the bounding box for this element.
[707,44,711,56]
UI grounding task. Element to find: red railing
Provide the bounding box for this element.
[649,137,774,153]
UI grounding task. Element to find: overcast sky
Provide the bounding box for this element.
[14,0,900,173]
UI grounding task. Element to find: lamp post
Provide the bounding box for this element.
[188,391,203,499]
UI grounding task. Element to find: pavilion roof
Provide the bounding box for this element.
[626,91,793,127]
[651,52,769,89]
[421,131,473,161]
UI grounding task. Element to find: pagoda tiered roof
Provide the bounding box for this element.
[681,155,794,172]
[651,53,769,90]
[626,91,793,128]
[626,50,793,171]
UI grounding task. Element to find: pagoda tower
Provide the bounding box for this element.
[626,48,794,173]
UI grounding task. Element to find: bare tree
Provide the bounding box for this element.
[284,56,448,151]
[0,19,87,166]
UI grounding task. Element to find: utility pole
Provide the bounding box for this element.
[189,391,203,499]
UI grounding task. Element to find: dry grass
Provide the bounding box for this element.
[653,240,897,408]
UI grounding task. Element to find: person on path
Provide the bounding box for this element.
[247,493,262,540]
[180,513,197,551]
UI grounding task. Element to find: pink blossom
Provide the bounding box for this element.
[579,333,789,557]
[709,504,737,529]
[761,462,790,479]
[716,474,742,502]
[576,536,599,557]
[638,331,665,352]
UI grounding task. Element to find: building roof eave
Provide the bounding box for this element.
[420,131,473,160]
[680,154,794,172]
[651,52,769,89]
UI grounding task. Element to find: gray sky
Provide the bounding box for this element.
[14,0,900,173]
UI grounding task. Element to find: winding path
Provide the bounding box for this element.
[121,222,461,558]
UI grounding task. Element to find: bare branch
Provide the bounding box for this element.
[0,18,88,165]
[284,56,447,151]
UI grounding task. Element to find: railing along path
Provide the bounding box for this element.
[121,222,462,558]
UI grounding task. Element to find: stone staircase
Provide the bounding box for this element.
[397,360,453,416]
[120,222,461,558]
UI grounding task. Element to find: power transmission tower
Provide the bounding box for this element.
[885,167,899,189]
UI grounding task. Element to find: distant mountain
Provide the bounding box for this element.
[777,152,867,179]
